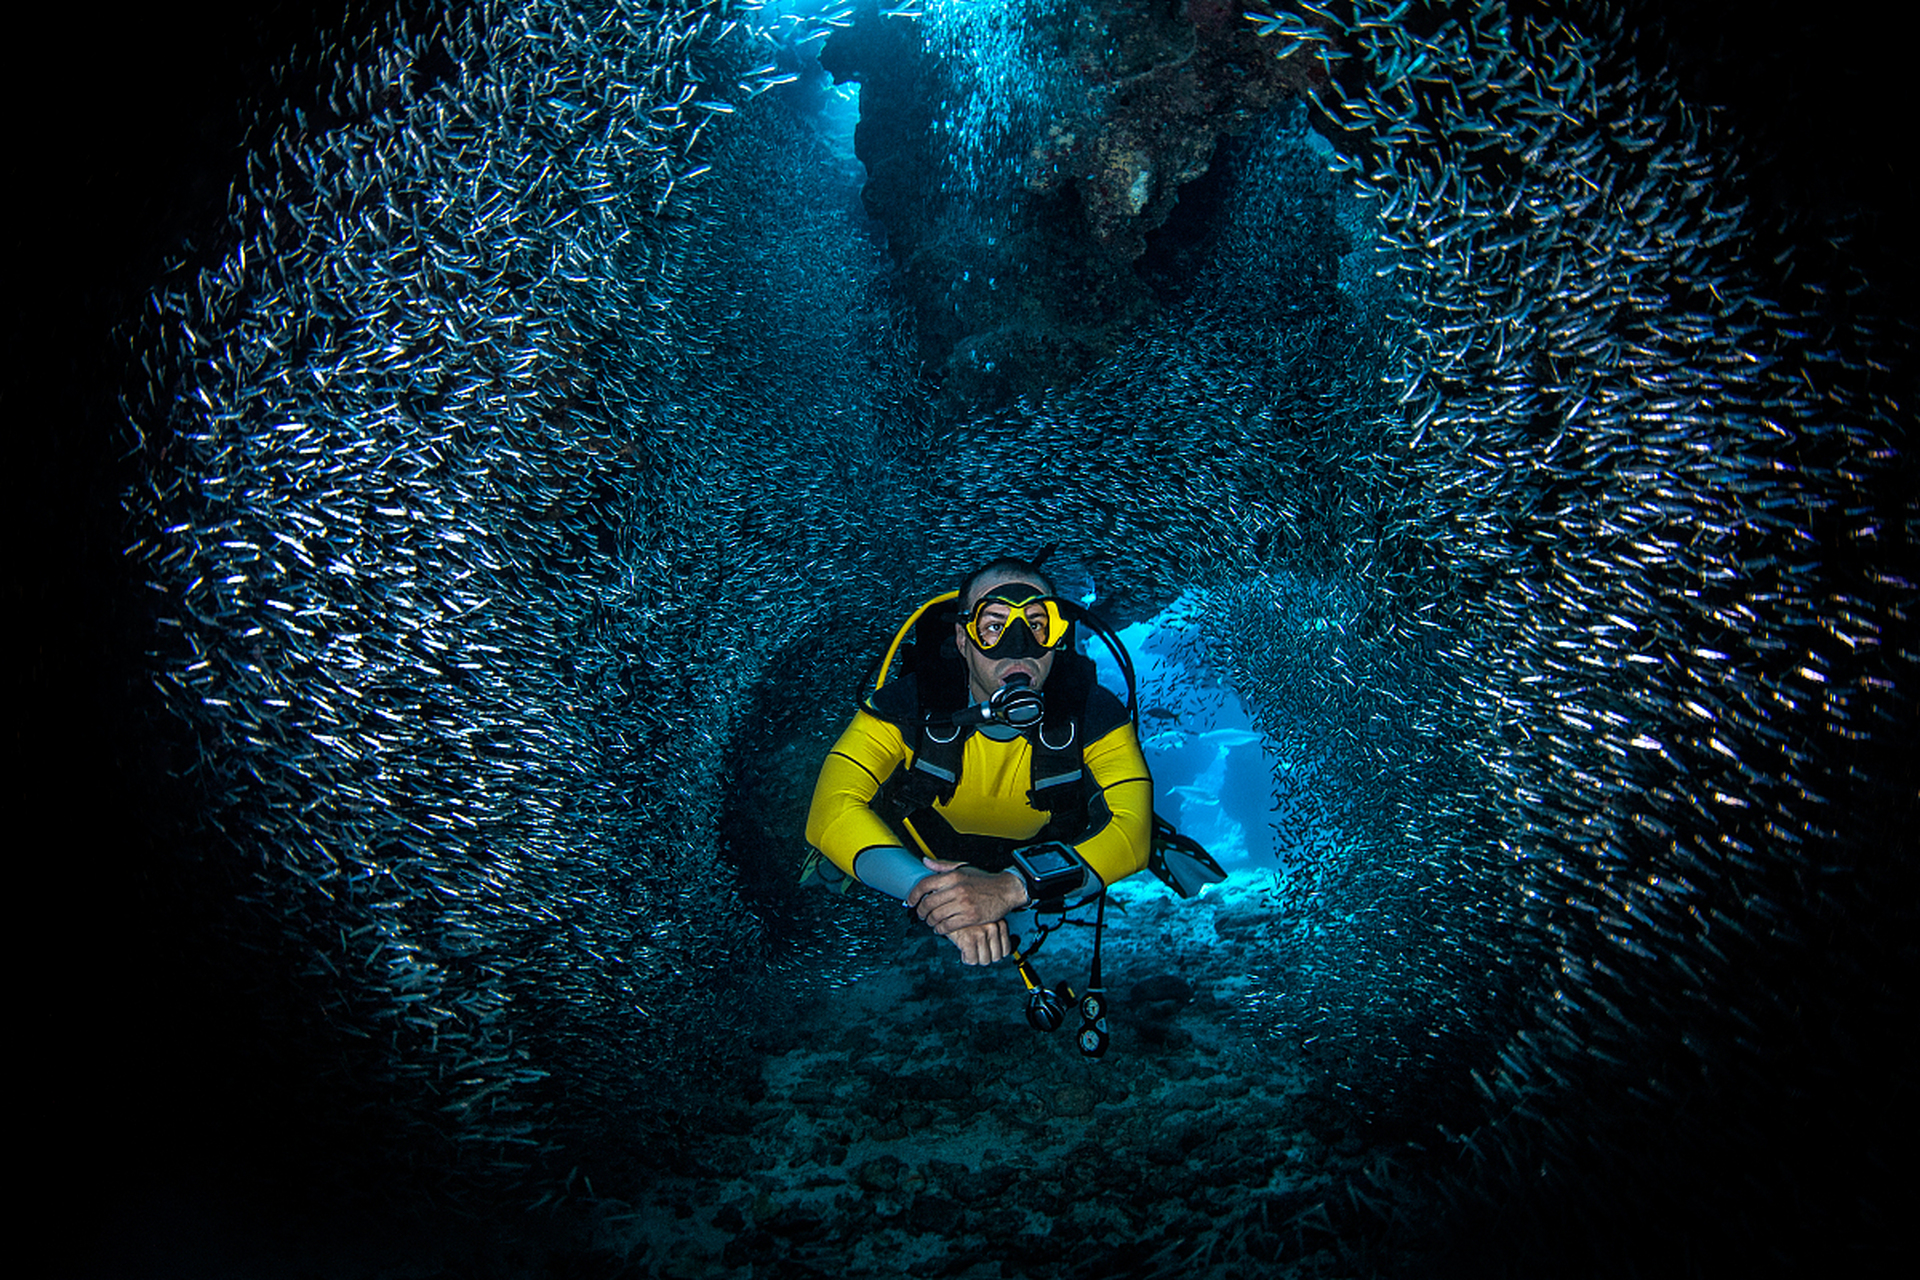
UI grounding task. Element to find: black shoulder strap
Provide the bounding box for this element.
[904,716,966,806]
[863,672,920,726]
[1027,651,1096,813]
[865,672,968,811]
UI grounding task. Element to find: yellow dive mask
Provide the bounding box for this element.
[964,585,1070,657]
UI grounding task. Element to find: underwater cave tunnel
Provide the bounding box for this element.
[33,0,1915,1275]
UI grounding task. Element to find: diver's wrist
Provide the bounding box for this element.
[1005,869,1031,909]
[853,845,937,901]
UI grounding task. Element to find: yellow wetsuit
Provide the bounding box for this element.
[805,705,1154,892]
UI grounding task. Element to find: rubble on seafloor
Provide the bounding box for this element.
[594,874,1407,1279]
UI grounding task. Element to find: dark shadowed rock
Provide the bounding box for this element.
[855,1154,905,1193]
[1130,973,1194,1008]
[820,0,1316,417]
[908,1194,964,1234]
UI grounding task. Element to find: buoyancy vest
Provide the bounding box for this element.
[859,647,1128,869]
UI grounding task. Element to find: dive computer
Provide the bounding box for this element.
[1010,840,1090,904]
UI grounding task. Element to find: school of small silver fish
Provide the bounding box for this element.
[121,0,1912,1258]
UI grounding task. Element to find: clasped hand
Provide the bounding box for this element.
[907,858,1027,966]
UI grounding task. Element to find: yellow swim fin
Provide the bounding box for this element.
[798,847,854,894]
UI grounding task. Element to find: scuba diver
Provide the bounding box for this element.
[804,553,1224,1055]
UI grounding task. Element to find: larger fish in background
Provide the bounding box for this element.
[65,0,1914,1274]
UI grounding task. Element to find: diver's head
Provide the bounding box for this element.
[956,557,1068,702]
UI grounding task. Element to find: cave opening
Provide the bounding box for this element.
[1086,593,1285,873]
[705,6,1444,1111]
[710,5,1342,930]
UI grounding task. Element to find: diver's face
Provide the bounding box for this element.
[957,573,1058,701]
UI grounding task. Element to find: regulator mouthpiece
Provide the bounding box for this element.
[950,672,1045,731]
[988,673,1045,729]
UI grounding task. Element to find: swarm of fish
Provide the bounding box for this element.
[912,0,1082,214]
[122,0,1913,1258]
[1210,0,1907,1264]
[124,0,934,1195]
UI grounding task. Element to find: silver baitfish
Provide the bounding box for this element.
[124,0,928,1199]
[120,2,1911,1269]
